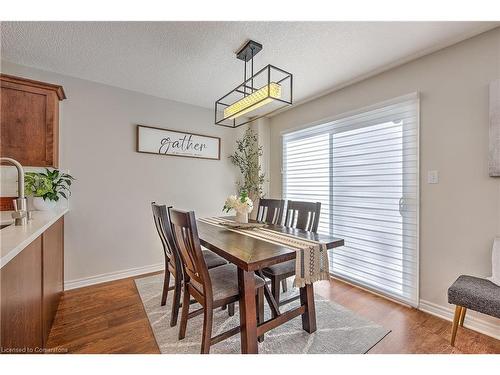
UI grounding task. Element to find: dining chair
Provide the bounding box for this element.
[170,208,266,354]
[151,202,227,327]
[256,198,285,225]
[283,200,322,232]
[255,198,288,292]
[261,200,322,306]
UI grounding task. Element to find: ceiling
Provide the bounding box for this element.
[1,22,497,110]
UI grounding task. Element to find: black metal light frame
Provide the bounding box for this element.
[215,41,293,128]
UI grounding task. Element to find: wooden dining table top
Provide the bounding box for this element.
[197,217,345,272]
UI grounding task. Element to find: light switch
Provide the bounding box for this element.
[427,170,439,184]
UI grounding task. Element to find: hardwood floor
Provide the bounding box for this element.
[46,275,499,354]
[315,279,499,354]
[46,276,160,353]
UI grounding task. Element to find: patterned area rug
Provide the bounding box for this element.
[135,274,390,354]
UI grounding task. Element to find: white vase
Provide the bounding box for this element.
[235,210,248,224]
[32,197,57,211]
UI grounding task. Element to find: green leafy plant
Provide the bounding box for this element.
[229,128,265,199]
[25,168,75,202]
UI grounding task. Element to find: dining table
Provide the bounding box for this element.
[197,217,344,354]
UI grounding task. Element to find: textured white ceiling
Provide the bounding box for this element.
[1,22,497,109]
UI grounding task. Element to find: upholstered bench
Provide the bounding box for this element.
[447,275,500,345]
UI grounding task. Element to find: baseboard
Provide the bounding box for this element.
[64,262,164,291]
[419,299,500,340]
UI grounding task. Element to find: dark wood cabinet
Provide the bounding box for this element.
[42,218,64,345]
[0,74,66,167]
[0,217,64,353]
[0,237,44,352]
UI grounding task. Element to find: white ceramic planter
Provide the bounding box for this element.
[235,210,248,224]
[32,197,57,211]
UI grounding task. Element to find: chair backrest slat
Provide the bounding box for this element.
[284,200,321,233]
[256,198,285,225]
[169,209,212,293]
[151,202,182,272]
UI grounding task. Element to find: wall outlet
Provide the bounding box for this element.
[427,170,439,184]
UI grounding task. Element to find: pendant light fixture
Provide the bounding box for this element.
[215,40,293,128]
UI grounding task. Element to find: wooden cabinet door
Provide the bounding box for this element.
[0,237,43,352]
[42,217,64,345]
[0,75,65,167]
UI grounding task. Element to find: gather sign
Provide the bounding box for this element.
[136,125,221,160]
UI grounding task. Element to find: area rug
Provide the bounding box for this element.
[135,274,390,354]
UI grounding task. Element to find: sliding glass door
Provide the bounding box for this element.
[283,94,419,306]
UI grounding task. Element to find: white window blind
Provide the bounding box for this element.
[283,94,419,306]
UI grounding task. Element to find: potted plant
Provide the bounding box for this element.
[223,191,254,223]
[229,128,266,215]
[24,168,75,211]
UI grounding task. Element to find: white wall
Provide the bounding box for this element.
[268,28,500,334]
[1,61,243,286]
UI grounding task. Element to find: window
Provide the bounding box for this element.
[282,94,419,306]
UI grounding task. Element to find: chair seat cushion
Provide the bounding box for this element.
[262,260,295,277]
[448,275,500,318]
[192,264,265,302]
[202,249,227,269]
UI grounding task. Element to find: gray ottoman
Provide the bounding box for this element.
[447,275,500,345]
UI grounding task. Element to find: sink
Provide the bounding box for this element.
[1,211,16,229]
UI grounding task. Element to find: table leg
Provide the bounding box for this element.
[257,270,280,317]
[238,268,258,354]
[299,283,317,333]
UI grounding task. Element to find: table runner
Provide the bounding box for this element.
[198,217,330,287]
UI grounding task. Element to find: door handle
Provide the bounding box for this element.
[399,197,405,216]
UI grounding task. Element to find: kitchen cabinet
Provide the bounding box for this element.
[0,237,43,352]
[0,216,65,353]
[42,218,64,344]
[0,74,66,167]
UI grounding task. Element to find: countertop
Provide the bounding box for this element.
[0,207,68,269]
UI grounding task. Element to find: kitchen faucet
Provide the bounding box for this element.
[0,157,28,226]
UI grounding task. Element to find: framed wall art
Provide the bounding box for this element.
[136,124,221,160]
